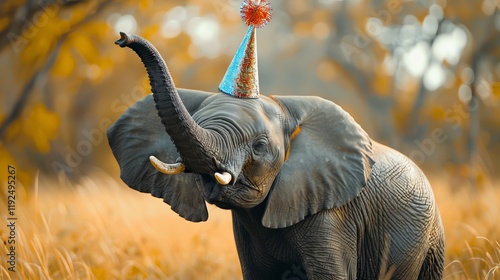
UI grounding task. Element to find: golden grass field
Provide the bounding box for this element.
[1,173,499,279]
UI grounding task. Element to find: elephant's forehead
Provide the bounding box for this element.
[208,94,262,109]
[197,95,278,119]
[192,95,281,132]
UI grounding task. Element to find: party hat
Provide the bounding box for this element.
[219,0,272,98]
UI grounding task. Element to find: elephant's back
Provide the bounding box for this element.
[356,141,440,277]
[368,142,436,209]
[365,141,437,227]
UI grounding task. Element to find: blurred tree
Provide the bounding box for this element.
[0,0,119,185]
[302,0,500,184]
[0,0,109,139]
[1,0,499,187]
[0,0,201,185]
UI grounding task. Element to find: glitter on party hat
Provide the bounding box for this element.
[219,0,273,98]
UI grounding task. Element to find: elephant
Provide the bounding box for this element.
[107,32,445,279]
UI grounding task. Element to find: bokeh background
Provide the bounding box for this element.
[1,0,499,279]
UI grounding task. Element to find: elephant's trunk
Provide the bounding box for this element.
[115,32,218,175]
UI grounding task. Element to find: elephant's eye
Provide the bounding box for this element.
[252,138,268,155]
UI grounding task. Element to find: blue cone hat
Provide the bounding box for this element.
[219,26,258,98]
[219,0,272,99]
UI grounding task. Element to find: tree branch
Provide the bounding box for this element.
[405,17,446,138]
[0,35,64,140]
[0,1,110,141]
[327,3,373,97]
[0,0,86,53]
[464,7,500,167]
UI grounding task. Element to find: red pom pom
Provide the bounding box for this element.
[240,0,273,28]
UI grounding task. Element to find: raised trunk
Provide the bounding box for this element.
[115,32,217,174]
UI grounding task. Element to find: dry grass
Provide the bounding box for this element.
[0,175,240,279]
[434,177,500,280]
[1,174,499,279]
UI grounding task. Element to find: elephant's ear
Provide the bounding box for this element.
[262,96,374,228]
[107,89,213,222]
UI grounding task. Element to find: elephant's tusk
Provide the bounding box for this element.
[149,156,185,175]
[215,172,232,185]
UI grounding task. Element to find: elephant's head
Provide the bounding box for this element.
[107,33,374,228]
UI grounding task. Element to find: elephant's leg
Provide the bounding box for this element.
[296,210,358,280]
[418,215,445,280]
[232,215,290,280]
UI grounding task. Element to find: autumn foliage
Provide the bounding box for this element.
[1,0,500,278]
[0,175,498,279]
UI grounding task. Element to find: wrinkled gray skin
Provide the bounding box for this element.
[107,33,445,279]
